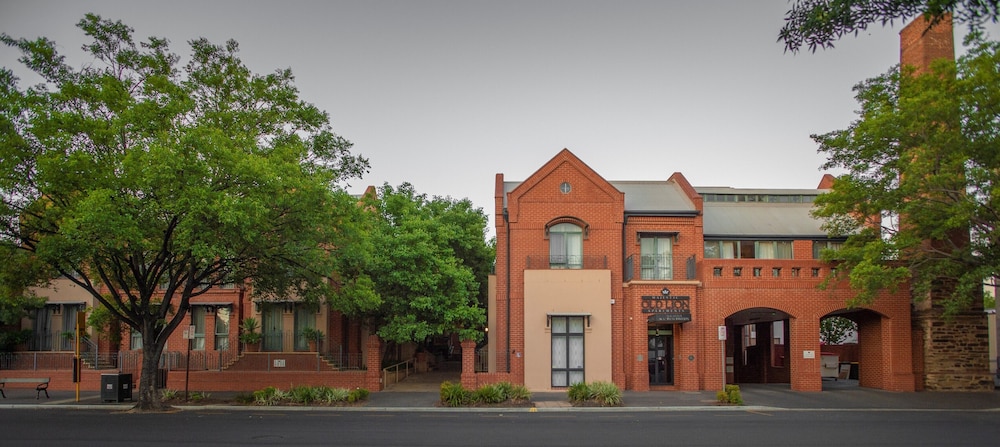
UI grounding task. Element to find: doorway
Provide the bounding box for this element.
[648,326,673,385]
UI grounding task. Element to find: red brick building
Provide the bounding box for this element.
[481,149,916,392]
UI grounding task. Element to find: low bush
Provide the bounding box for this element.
[348,388,369,403]
[473,383,505,404]
[567,382,591,402]
[716,385,743,405]
[249,385,367,406]
[589,381,622,407]
[440,381,472,407]
[440,381,531,407]
[567,381,623,407]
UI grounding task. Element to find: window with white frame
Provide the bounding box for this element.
[812,240,844,259]
[640,234,673,280]
[131,329,142,350]
[704,240,792,259]
[191,306,206,350]
[549,223,583,269]
[551,316,585,387]
[215,307,230,351]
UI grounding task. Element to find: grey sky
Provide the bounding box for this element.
[3,1,995,234]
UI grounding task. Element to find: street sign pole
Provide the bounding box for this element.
[184,325,194,401]
[75,312,86,402]
[718,325,727,390]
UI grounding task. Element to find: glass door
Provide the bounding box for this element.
[648,327,673,385]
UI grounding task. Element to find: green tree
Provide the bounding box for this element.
[811,39,1000,314]
[0,247,46,351]
[820,316,858,344]
[333,183,489,359]
[0,15,367,411]
[779,0,1000,52]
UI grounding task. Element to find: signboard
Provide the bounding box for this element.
[718,325,727,341]
[641,296,691,323]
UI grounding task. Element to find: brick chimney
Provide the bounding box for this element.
[900,14,954,73]
[900,14,992,392]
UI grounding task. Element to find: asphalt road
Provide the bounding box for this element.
[2,408,998,447]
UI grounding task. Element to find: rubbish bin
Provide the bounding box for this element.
[101,373,133,403]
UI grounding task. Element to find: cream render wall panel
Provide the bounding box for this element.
[523,269,612,391]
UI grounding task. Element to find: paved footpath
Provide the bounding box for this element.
[2,380,999,412]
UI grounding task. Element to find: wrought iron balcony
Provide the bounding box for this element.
[624,254,696,282]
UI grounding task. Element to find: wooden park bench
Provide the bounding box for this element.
[0,377,50,399]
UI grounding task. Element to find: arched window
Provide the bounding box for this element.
[549,223,583,269]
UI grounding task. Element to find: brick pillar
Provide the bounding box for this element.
[900,15,990,391]
[900,14,954,74]
[790,316,822,392]
[365,335,382,391]
[460,339,477,389]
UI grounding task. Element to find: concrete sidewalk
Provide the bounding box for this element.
[2,379,999,412]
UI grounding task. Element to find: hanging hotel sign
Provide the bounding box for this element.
[642,295,692,323]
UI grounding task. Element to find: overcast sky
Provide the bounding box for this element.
[3,1,995,234]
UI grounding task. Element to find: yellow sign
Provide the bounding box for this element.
[77,312,87,336]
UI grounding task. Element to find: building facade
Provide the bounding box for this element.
[485,149,916,392]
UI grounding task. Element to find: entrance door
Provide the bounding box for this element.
[648,328,673,385]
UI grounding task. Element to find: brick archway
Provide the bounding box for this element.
[725,307,794,386]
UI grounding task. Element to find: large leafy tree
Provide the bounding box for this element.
[0,15,367,411]
[780,0,1000,52]
[332,183,490,359]
[811,38,1000,314]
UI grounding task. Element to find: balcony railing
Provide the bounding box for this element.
[525,255,607,270]
[624,254,696,282]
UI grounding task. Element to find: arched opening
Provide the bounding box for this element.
[725,307,793,385]
[820,308,886,389]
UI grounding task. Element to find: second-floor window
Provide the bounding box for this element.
[549,223,583,269]
[704,240,793,259]
[640,235,673,280]
[812,240,844,259]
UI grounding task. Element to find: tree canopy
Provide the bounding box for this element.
[780,0,1000,52]
[331,183,490,351]
[0,15,368,410]
[811,38,1000,314]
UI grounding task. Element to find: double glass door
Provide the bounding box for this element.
[648,327,673,385]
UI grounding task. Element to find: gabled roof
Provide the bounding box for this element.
[498,149,834,238]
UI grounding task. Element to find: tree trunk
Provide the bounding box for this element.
[132,336,169,412]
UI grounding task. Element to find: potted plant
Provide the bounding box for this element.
[301,327,323,352]
[239,317,262,352]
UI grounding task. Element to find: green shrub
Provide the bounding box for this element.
[319,386,350,404]
[494,381,514,400]
[589,381,622,407]
[159,389,178,400]
[567,382,591,402]
[724,384,743,405]
[473,384,505,404]
[253,386,286,406]
[347,388,369,403]
[505,383,531,401]
[716,385,743,405]
[715,390,729,403]
[439,381,471,407]
[188,391,211,402]
[290,385,322,404]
